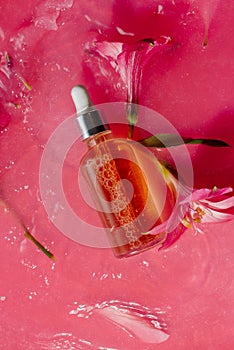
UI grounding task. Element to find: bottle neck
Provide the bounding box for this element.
[84,130,113,149]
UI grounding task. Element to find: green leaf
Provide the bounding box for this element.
[183,138,230,147]
[139,134,230,148]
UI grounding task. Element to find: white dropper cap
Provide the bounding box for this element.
[71,85,109,140]
[71,85,91,114]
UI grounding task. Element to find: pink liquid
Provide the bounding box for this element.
[0,0,234,349]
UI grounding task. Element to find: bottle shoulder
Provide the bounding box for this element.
[82,136,137,157]
[80,136,159,172]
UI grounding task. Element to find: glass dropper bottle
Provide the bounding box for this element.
[71,85,175,258]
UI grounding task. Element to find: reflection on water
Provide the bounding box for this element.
[38,332,118,349]
[69,300,169,344]
[37,333,93,350]
[36,300,169,349]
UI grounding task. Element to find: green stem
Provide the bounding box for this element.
[23,225,55,261]
[127,103,138,139]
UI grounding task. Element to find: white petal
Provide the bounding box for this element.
[202,196,234,210]
[203,209,234,223]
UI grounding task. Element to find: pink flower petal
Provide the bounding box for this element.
[179,188,211,205]
[144,221,168,236]
[190,188,213,201]
[180,187,233,205]
[206,187,233,199]
[159,224,186,250]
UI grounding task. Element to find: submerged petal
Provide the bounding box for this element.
[88,36,172,138]
[159,223,186,250]
[91,41,123,62]
[142,221,168,236]
[89,36,172,101]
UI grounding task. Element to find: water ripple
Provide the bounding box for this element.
[69,300,169,344]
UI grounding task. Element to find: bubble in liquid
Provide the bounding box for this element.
[91,153,142,249]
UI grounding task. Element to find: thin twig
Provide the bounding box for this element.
[23,224,55,261]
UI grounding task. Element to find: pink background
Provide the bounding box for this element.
[0,0,234,349]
